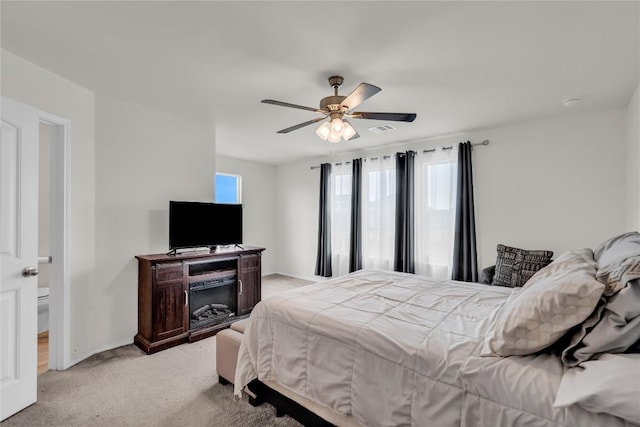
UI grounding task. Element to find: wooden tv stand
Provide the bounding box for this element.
[134,246,265,354]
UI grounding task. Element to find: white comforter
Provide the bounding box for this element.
[235,270,633,427]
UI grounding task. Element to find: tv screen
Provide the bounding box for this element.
[169,201,243,249]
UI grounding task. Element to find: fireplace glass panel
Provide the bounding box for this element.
[189,277,237,330]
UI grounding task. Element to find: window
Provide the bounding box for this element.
[415,151,457,279]
[335,174,351,196]
[361,157,396,271]
[426,163,455,211]
[215,173,242,204]
[330,165,352,276]
[325,150,458,279]
[332,173,351,242]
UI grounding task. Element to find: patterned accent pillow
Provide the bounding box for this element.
[481,248,605,357]
[492,244,553,287]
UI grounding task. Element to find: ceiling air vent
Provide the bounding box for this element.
[368,124,396,134]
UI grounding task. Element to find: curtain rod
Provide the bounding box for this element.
[422,139,489,154]
[310,140,490,170]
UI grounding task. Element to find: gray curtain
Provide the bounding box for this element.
[394,151,415,273]
[452,142,478,282]
[349,158,362,272]
[315,163,332,277]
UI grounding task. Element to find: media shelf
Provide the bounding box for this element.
[134,246,265,354]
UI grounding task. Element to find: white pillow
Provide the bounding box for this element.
[553,353,640,424]
[481,249,604,356]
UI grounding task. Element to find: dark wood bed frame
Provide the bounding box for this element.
[247,379,337,427]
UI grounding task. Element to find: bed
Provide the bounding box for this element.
[234,233,640,427]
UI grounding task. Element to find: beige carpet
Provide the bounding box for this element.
[2,274,314,427]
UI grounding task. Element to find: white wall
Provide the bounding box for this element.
[93,95,216,356]
[276,109,629,278]
[473,110,627,268]
[276,160,320,281]
[2,50,217,364]
[216,155,277,274]
[2,49,97,363]
[627,82,640,231]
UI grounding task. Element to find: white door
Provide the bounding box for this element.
[1,97,39,420]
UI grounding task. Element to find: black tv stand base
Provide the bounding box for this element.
[208,244,244,252]
[166,247,212,256]
[166,245,244,256]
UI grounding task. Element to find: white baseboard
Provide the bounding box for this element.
[64,337,134,370]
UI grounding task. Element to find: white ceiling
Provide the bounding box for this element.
[1,1,638,165]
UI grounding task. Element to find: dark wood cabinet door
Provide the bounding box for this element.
[153,281,187,341]
[237,254,261,316]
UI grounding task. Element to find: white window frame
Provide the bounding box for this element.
[215,172,242,204]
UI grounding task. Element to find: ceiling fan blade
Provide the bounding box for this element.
[262,99,324,113]
[276,116,327,134]
[340,83,381,111]
[351,112,417,122]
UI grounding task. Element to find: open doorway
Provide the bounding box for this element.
[37,122,54,373]
[37,112,69,372]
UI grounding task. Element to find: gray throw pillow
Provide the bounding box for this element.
[561,232,640,366]
[492,244,553,287]
[593,231,640,296]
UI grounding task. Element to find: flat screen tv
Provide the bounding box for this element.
[169,201,243,250]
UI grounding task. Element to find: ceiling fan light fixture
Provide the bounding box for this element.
[315,121,331,140]
[329,127,342,142]
[328,133,341,143]
[331,117,344,133]
[342,121,357,141]
[263,75,416,143]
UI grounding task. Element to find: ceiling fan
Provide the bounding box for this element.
[262,76,417,143]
